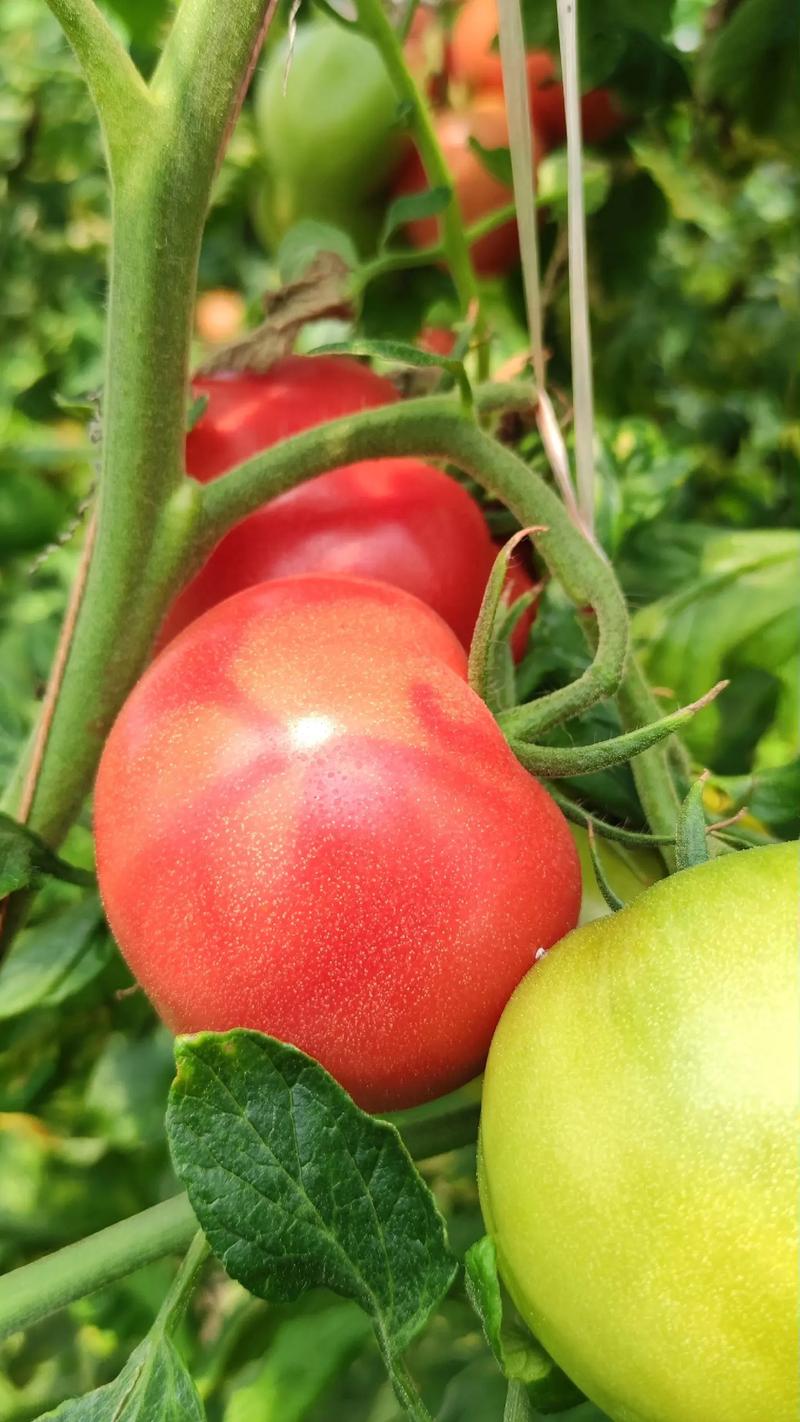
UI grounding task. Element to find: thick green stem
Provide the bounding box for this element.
[5,0,275,849]
[0,1194,197,1343]
[44,0,152,167]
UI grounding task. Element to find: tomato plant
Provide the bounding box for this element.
[1,0,796,1417]
[96,575,581,1111]
[163,355,537,653]
[480,843,798,1422]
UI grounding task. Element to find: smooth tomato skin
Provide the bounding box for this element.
[394,98,543,276]
[96,576,581,1112]
[480,843,799,1422]
[165,356,530,656]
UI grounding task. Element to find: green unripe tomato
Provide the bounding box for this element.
[253,21,406,247]
[479,843,798,1422]
[570,825,664,925]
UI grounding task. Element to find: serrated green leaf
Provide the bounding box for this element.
[0,896,110,1020]
[35,1331,205,1420]
[167,1032,457,1364]
[0,813,95,898]
[465,1238,582,1411]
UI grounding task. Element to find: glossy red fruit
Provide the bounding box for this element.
[96,576,581,1111]
[163,356,529,656]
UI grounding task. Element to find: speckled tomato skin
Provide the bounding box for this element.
[163,355,524,655]
[479,843,799,1422]
[95,575,581,1111]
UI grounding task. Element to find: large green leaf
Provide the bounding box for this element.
[167,1031,457,1371]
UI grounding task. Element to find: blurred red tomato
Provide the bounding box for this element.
[393,96,545,276]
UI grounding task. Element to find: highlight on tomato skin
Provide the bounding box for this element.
[162,355,534,659]
[95,574,582,1113]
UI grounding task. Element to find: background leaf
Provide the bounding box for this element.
[0,896,110,1020]
[37,1330,205,1420]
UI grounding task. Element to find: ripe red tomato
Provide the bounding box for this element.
[96,576,581,1111]
[449,0,554,95]
[392,96,544,277]
[163,356,529,655]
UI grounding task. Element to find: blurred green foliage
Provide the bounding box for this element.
[0,0,797,1417]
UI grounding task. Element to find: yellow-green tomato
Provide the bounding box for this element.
[254,21,406,247]
[479,843,798,1422]
[570,824,664,925]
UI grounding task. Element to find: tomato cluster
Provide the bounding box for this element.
[253,0,627,278]
[162,355,537,654]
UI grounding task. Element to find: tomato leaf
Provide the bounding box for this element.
[469,137,513,188]
[312,337,473,408]
[380,187,451,247]
[277,220,359,284]
[0,812,95,898]
[465,1237,582,1412]
[0,896,111,1020]
[33,1331,205,1420]
[167,1031,457,1364]
[632,528,800,770]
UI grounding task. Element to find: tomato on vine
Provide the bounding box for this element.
[162,355,537,657]
[96,575,581,1112]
